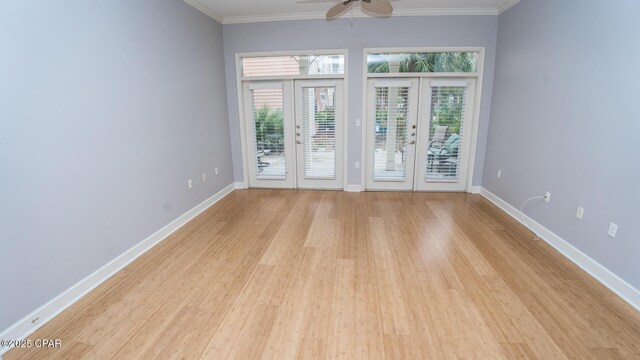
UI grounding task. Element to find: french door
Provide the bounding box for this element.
[294,80,344,189]
[415,79,476,191]
[243,80,344,189]
[244,82,295,188]
[365,77,477,191]
[365,79,419,190]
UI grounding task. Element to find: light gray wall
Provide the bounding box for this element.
[223,16,499,185]
[484,0,640,288]
[0,0,232,331]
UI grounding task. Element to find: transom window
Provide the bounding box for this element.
[367,52,477,74]
[242,54,345,77]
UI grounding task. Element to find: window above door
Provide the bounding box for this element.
[367,51,478,74]
[243,55,345,77]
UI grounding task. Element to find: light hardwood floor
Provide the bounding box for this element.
[6,190,640,359]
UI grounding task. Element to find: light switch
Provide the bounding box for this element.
[608,223,618,238]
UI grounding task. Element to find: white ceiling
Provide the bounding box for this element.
[184,0,520,24]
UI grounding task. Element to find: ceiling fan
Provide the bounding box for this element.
[298,0,394,20]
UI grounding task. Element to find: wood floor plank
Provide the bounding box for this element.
[6,190,640,360]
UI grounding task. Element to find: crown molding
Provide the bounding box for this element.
[497,0,521,14]
[183,1,507,25]
[183,0,224,23]
[393,8,500,17]
[222,8,499,24]
[223,11,334,25]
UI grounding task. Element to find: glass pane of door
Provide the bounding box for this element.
[425,85,467,181]
[301,86,336,179]
[295,80,344,190]
[373,85,410,181]
[415,79,475,192]
[250,86,287,179]
[366,79,418,191]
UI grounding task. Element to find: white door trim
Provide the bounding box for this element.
[235,49,348,189]
[361,47,486,192]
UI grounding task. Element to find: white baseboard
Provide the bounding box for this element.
[0,183,236,355]
[468,185,482,194]
[343,184,363,192]
[234,182,247,189]
[479,187,640,312]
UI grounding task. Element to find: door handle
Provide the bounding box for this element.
[411,132,416,136]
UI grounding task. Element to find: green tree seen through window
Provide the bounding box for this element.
[368,52,477,74]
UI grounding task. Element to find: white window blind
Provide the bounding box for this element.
[425,86,467,181]
[250,86,287,179]
[301,86,336,179]
[373,86,410,181]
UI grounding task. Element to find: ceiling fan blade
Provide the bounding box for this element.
[326,1,351,20]
[361,0,393,17]
[297,0,400,5]
[299,0,399,2]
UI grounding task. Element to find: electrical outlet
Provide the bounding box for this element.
[188,179,193,188]
[202,173,207,182]
[608,223,618,238]
[497,169,501,178]
[215,167,219,175]
[355,118,361,126]
[576,207,584,220]
[355,161,360,169]
[544,192,551,202]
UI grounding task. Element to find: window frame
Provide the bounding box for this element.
[239,49,348,81]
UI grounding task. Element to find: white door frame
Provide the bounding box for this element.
[235,50,348,190]
[360,47,485,193]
